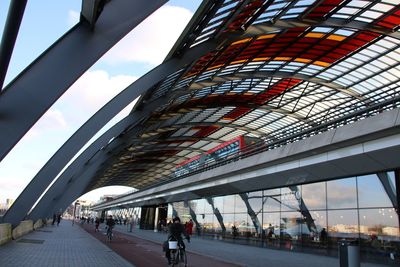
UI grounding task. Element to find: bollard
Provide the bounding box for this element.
[338,240,360,267]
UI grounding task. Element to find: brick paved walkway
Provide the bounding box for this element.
[0,220,393,267]
[0,220,133,267]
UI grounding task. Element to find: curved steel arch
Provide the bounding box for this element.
[27,99,165,221]
[138,120,276,140]
[0,0,167,162]
[187,70,363,102]
[246,17,400,40]
[7,40,220,225]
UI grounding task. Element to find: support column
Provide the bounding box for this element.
[395,169,400,228]
[154,207,160,232]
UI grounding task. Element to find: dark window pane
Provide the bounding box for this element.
[358,174,393,208]
[327,178,357,209]
[302,182,326,210]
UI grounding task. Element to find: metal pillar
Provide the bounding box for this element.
[0,0,27,90]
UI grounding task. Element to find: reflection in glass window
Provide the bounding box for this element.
[247,191,263,214]
[222,213,235,234]
[232,214,255,237]
[281,211,303,240]
[188,199,205,214]
[213,196,224,213]
[310,210,327,233]
[244,214,258,236]
[328,209,359,239]
[168,203,174,218]
[302,182,326,210]
[224,195,236,213]
[359,208,400,243]
[327,178,357,209]
[281,187,301,212]
[234,213,248,236]
[264,188,281,212]
[203,214,214,234]
[388,171,396,191]
[357,174,393,208]
[263,212,280,238]
[171,201,189,218]
[204,198,214,213]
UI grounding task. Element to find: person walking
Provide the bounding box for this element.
[95,217,100,232]
[56,213,62,226]
[186,219,194,236]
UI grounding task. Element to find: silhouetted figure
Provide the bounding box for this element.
[57,213,62,226]
[320,228,327,243]
[52,213,56,225]
[232,225,238,239]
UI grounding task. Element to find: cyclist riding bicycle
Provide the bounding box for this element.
[165,216,190,265]
[106,215,116,240]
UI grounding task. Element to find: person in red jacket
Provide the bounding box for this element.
[186,219,194,236]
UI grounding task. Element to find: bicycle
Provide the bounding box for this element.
[169,240,187,267]
[106,226,113,242]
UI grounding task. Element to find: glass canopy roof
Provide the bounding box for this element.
[88,0,400,191]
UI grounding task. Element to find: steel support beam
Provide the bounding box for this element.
[27,114,140,220]
[377,172,398,211]
[28,98,164,220]
[0,0,27,90]
[0,0,167,162]
[3,39,219,226]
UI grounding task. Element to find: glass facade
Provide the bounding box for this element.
[166,171,399,264]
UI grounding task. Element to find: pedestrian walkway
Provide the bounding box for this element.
[109,224,389,267]
[0,220,393,267]
[80,222,240,267]
[0,220,133,267]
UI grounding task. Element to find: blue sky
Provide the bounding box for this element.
[0,0,201,203]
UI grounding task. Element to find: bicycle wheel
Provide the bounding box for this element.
[171,250,179,267]
[178,249,187,267]
[107,229,112,242]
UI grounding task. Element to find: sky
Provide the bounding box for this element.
[0,0,201,204]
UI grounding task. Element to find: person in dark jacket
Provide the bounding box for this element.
[165,217,190,264]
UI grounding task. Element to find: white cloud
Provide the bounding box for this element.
[79,186,134,202]
[103,5,193,66]
[0,175,31,200]
[67,10,80,27]
[63,70,138,113]
[41,109,68,129]
[24,109,68,140]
